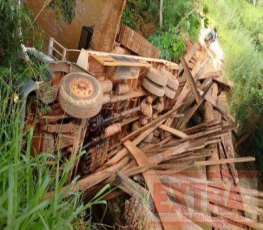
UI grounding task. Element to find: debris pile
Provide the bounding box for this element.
[22,36,263,229]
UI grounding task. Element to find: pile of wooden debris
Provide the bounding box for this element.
[24,1,262,228]
[45,37,263,229]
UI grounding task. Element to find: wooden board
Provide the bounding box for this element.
[159,125,188,138]
[118,24,161,58]
[194,157,255,167]
[123,140,202,230]
[90,54,150,67]
[91,0,126,52]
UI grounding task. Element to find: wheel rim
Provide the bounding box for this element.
[69,77,94,98]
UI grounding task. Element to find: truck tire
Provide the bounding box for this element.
[164,86,176,99]
[167,76,179,91]
[142,78,165,97]
[146,68,168,87]
[161,68,179,90]
[59,72,103,119]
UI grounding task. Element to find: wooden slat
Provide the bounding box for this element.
[90,54,150,67]
[194,157,255,167]
[159,124,188,138]
[123,140,202,230]
[180,57,202,103]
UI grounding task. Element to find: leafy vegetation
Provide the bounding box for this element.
[150,28,186,61]
[0,1,108,228]
[122,0,203,61]
[49,0,77,23]
[204,0,263,172]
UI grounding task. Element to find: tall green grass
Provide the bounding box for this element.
[204,0,263,172]
[204,0,263,129]
[0,68,110,229]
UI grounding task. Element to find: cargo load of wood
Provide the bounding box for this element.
[51,42,262,230]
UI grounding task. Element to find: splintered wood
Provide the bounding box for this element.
[61,42,262,229]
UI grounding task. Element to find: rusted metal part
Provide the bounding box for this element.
[88,140,109,173]
[99,80,113,93]
[114,83,130,95]
[140,99,153,118]
[102,94,111,104]
[104,123,121,137]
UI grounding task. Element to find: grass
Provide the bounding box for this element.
[204,0,263,129]
[204,0,263,173]
[0,68,111,229]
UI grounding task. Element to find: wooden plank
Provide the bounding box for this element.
[91,0,126,52]
[159,124,188,138]
[122,106,179,142]
[178,81,213,129]
[213,76,233,90]
[163,185,263,230]
[86,50,179,69]
[162,175,263,212]
[123,140,202,230]
[194,157,255,167]
[90,54,150,67]
[106,120,165,166]
[199,89,235,122]
[178,43,200,74]
[116,171,152,205]
[180,57,202,103]
[118,24,161,58]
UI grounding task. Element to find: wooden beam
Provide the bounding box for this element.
[106,119,165,166]
[178,81,213,129]
[180,57,202,103]
[159,124,189,138]
[194,157,255,167]
[123,140,202,230]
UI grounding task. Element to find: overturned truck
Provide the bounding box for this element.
[23,42,180,178]
[22,38,263,229]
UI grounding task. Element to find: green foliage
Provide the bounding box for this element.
[49,0,77,24]
[122,0,202,62]
[0,0,33,65]
[162,0,201,40]
[204,0,263,172]
[122,4,138,30]
[150,28,186,61]
[122,0,159,30]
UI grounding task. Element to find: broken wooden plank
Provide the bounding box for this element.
[118,24,161,58]
[123,140,202,230]
[106,119,165,166]
[195,157,254,169]
[163,184,263,230]
[122,106,179,142]
[159,124,189,138]
[180,57,202,103]
[178,81,213,129]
